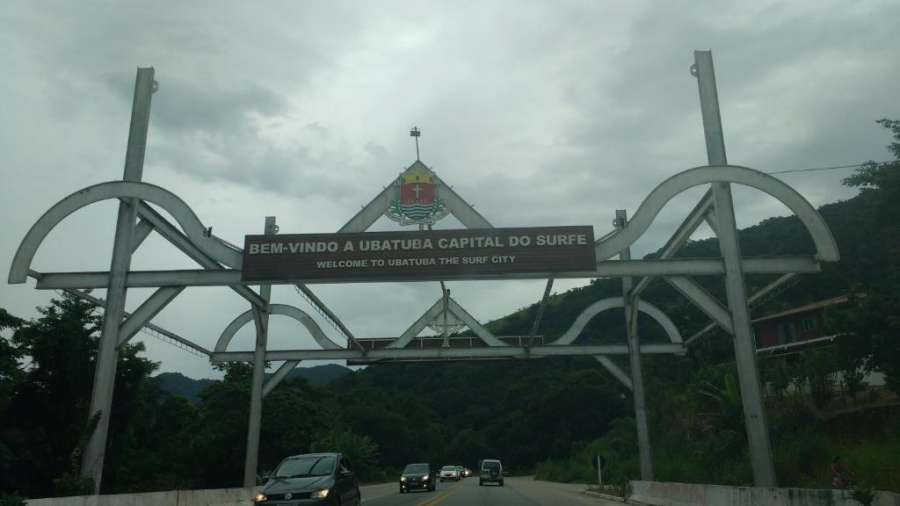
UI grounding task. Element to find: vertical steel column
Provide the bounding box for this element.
[243,216,276,487]
[440,282,450,347]
[81,68,155,493]
[616,210,653,480]
[693,50,776,486]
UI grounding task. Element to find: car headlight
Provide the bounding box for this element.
[311,488,330,499]
[422,474,430,480]
[253,493,267,503]
[401,476,407,481]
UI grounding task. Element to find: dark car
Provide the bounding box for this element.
[399,462,436,493]
[254,453,361,505]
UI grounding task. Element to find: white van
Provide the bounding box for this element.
[479,459,503,486]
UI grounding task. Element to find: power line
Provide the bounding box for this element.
[766,161,893,176]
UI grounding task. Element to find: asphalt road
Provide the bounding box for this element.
[360,476,621,506]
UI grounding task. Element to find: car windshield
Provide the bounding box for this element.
[273,456,336,478]
[441,466,455,471]
[403,463,429,474]
[482,461,500,471]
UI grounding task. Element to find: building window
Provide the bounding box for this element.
[777,321,797,344]
[799,318,815,332]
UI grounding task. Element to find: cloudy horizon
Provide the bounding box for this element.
[2,1,898,380]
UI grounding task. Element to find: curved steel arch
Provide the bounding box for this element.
[551,297,682,346]
[595,165,840,262]
[8,181,242,283]
[215,303,342,352]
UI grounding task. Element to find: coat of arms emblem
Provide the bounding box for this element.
[386,161,448,226]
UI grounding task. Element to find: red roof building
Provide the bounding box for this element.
[752,295,850,354]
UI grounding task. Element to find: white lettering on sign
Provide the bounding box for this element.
[249,241,339,254]
[316,259,370,269]
[535,234,588,246]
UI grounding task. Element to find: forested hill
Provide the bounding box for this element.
[483,189,876,343]
[154,364,351,402]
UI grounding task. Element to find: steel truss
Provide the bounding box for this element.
[7,52,838,492]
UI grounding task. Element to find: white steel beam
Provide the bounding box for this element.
[294,283,361,350]
[52,285,212,356]
[244,217,275,488]
[81,67,154,493]
[632,189,714,298]
[130,219,154,253]
[594,356,633,390]
[134,202,264,307]
[446,298,508,347]
[211,343,686,362]
[618,210,653,480]
[388,299,445,349]
[694,50,776,487]
[664,276,733,334]
[684,273,797,346]
[263,360,300,397]
[118,286,184,345]
[530,278,555,337]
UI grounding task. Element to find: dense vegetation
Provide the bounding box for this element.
[1,120,897,496]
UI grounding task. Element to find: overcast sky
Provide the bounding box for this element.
[2,1,898,379]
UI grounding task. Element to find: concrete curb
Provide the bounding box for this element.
[582,489,628,502]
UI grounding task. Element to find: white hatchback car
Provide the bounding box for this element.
[439,465,461,481]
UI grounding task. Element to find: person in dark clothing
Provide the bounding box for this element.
[831,456,854,489]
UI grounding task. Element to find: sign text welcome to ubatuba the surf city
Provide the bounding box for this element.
[241,226,596,283]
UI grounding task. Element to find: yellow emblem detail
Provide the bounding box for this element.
[402,166,434,184]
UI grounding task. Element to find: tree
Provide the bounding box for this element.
[0,309,24,494]
[3,294,158,496]
[837,119,900,394]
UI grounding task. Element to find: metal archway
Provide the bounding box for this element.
[216,303,343,353]
[551,297,682,345]
[595,164,839,262]
[5,52,842,491]
[8,180,242,284]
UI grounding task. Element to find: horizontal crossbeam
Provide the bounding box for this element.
[210,343,686,362]
[33,257,821,289]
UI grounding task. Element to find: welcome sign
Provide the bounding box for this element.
[241,226,596,283]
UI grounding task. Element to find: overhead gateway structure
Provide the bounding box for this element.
[8,51,838,493]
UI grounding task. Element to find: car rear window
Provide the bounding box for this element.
[482,461,500,471]
[403,463,429,474]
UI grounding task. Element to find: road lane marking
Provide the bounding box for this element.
[416,488,454,506]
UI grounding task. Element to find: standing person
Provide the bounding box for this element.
[831,456,854,489]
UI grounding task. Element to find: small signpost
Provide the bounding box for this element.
[592,454,605,486]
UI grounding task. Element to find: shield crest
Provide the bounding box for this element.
[386,161,448,225]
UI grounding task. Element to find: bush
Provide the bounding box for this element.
[0,494,25,506]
